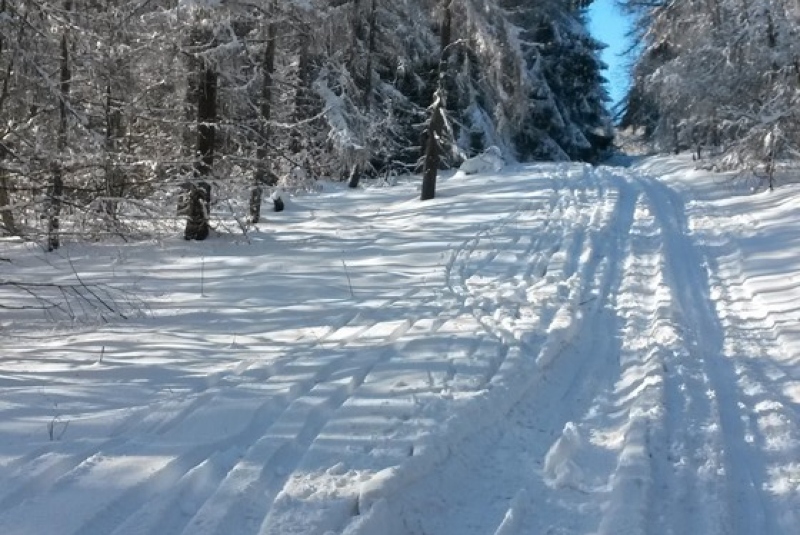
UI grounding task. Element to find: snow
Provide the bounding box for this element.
[1,155,799,534]
[457,145,505,175]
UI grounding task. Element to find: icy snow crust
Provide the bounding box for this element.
[1,156,799,534]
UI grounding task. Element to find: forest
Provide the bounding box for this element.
[0,0,612,245]
[620,0,800,180]
[1,0,797,247]
[1,4,800,532]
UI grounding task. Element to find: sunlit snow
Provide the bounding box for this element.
[1,156,798,534]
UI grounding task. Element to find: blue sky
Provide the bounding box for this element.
[587,0,632,107]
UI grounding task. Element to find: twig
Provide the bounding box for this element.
[341,258,354,298]
[47,415,69,441]
[201,255,206,297]
[65,253,123,320]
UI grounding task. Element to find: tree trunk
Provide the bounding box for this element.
[347,166,360,189]
[350,0,363,70]
[0,168,15,235]
[184,48,217,241]
[440,0,452,52]
[363,0,378,109]
[104,83,125,218]
[347,0,377,191]
[420,0,453,202]
[182,43,199,166]
[195,63,217,178]
[250,13,278,224]
[0,0,15,235]
[289,31,313,173]
[421,91,444,201]
[49,4,71,251]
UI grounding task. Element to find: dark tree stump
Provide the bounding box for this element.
[181,181,211,240]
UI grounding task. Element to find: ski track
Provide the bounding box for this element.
[353,165,637,535]
[591,174,728,535]
[340,164,799,535]
[578,169,783,535]
[1,162,798,534]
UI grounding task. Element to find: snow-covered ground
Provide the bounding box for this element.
[1,156,798,534]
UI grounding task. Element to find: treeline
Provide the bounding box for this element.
[0,0,612,245]
[620,0,800,173]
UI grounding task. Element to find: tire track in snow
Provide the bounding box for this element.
[702,240,800,532]
[115,290,438,535]
[100,314,412,535]
[501,169,637,535]
[179,319,416,535]
[445,171,574,358]
[597,173,769,535]
[302,173,585,535]
[343,166,636,535]
[650,176,799,533]
[87,284,439,535]
[704,246,800,531]
[34,355,347,535]
[75,399,282,535]
[256,270,509,534]
[0,437,126,514]
[144,311,371,438]
[636,176,770,535]
[0,378,203,515]
[0,308,389,535]
[592,183,696,535]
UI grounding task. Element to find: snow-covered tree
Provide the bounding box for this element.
[0,0,613,245]
[621,0,800,171]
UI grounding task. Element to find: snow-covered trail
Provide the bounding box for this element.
[380,166,800,535]
[1,159,798,535]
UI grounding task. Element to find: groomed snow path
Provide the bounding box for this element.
[1,158,798,535]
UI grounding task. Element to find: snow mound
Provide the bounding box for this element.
[458,146,505,175]
[543,422,584,489]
